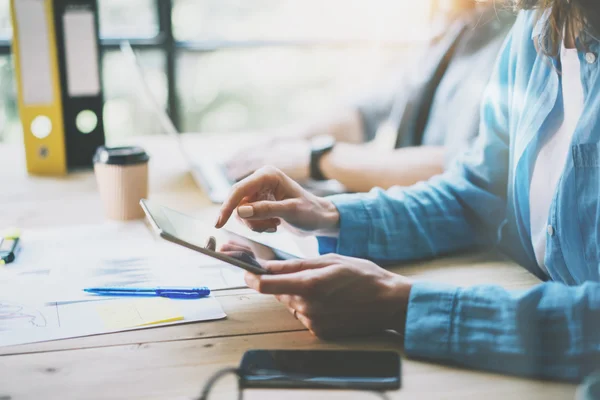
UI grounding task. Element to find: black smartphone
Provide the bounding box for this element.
[238,350,401,391]
[140,199,300,275]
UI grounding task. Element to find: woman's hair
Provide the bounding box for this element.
[514,0,599,55]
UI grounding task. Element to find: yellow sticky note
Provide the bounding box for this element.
[96,298,184,330]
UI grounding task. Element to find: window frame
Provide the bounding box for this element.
[0,0,432,134]
[0,0,182,129]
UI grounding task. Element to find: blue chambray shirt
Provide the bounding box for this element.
[318,11,600,381]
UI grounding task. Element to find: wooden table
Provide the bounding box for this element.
[0,136,577,399]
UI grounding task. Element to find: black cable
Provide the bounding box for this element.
[196,367,243,400]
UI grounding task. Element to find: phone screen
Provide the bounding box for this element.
[239,350,401,390]
[141,199,299,274]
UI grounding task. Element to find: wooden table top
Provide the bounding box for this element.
[0,136,577,400]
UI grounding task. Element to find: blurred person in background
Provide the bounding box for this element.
[225,0,516,192]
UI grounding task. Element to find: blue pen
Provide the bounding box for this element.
[83,286,211,299]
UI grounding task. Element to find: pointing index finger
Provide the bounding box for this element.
[216,175,263,228]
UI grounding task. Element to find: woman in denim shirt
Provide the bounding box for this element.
[215,1,600,382]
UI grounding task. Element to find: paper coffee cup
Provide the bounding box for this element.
[93,146,149,221]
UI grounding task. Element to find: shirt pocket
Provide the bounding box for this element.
[573,143,600,264]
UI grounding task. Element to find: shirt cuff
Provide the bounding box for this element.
[404,281,459,361]
[316,194,371,258]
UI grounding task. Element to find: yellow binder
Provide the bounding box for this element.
[11,0,67,175]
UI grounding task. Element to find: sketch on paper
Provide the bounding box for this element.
[91,256,153,287]
[0,301,48,331]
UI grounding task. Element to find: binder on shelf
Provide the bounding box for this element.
[10,0,105,175]
[53,0,105,169]
[11,0,68,175]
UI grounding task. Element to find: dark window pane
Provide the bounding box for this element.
[98,0,159,38]
[173,0,432,42]
[102,50,167,142]
[177,47,411,133]
[0,1,11,39]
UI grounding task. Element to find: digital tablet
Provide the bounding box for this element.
[140,199,300,275]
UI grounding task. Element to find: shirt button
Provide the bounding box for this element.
[547,225,555,237]
[586,52,597,64]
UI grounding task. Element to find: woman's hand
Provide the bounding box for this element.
[244,254,413,338]
[215,166,340,235]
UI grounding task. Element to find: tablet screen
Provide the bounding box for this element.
[141,200,298,273]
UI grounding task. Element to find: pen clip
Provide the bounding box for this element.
[156,291,204,299]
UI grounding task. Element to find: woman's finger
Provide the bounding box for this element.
[218,242,254,256]
[216,168,280,228]
[264,255,338,274]
[246,270,324,296]
[237,199,300,222]
[240,218,281,233]
[275,294,292,304]
[295,312,316,333]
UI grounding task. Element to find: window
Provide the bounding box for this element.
[0,0,432,144]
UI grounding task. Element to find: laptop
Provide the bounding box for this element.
[121,41,346,204]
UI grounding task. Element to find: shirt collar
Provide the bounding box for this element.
[531,8,551,41]
[531,8,600,50]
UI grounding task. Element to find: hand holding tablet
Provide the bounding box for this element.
[140,199,300,275]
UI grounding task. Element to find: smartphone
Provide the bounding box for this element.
[238,350,401,391]
[140,199,300,275]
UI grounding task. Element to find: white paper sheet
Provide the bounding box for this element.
[0,220,309,347]
[0,296,226,347]
[0,221,247,304]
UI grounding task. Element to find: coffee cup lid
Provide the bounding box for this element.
[93,146,149,166]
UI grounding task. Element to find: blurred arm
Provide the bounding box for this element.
[278,66,411,145]
[319,143,445,193]
[279,109,364,144]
